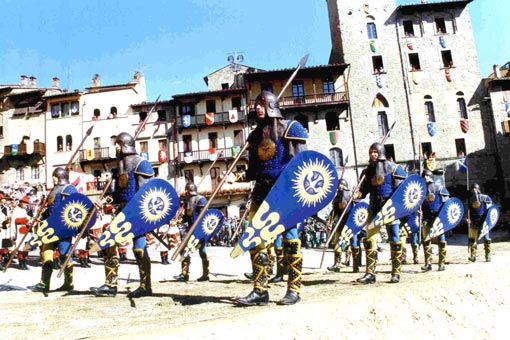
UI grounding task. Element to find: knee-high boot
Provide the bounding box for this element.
[270,247,285,283]
[279,239,302,305]
[90,247,119,297]
[327,249,342,272]
[128,248,152,298]
[484,238,491,262]
[235,245,269,306]
[28,247,53,292]
[342,246,351,266]
[390,242,403,283]
[352,246,362,273]
[267,244,276,276]
[421,240,433,271]
[438,241,447,271]
[357,238,377,284]
[411,244,419,264]
[197,257,210,281]
[56,255,74,291]
[468,238,477,262]
[400,245,408,265]
[174,256,190,281]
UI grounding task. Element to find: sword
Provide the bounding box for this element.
[171,54,309,261]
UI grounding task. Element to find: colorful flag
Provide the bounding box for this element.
[457,158,468,173]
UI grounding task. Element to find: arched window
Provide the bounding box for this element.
[424,95,436,122]
[372,94,389,138]
[367,20,378,39]
[325,111,340,131]
[66,135,73,151]
[109,106,117,119]
[457,98,468,119]
[57,136,63,152]
[93,109,100,120]
[294,114,308,132]
[329,147,343,168]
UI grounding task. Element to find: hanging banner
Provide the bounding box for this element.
[205,112,215,125]
[329,130,340,145]
[182,114,191,128]
[229,109,238,123]
[460,119,469,133]
[427,122,437,137]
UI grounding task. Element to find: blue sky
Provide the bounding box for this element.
[1,0,506,101]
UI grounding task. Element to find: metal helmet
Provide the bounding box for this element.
[339,179,349,191]
[471,183,480,192]
[254,91,283,119]
[369,142,386,161]
[115,132,137,155]
[52,167,69,185]
[185,182,198,196]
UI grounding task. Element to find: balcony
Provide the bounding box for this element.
[277,92,348,109]
[177,146,247,164]
[79,147,113,162]
[176,109,246,129]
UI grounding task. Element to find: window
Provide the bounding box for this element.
[377,111,389,138]
[208,132,218,149]
[323,78,335,95]
[140,141,148,153]
[292,81,305,103]
[16,167,24,181]
[51,104,61,118]
[66,135,72,151]
[231,97,242,110]
[409,53,421,70]
[372,56,384,73]
[421,142,432,158]
[110,135,117,147]
[57,136,63,152]
[71,101,79,115]
[367,22,378,39]
[329,148,343,167]
[61,103,70,117]
[294,114,308,132]
[384,144,395,162]
[455,138,466,156]
[183,135,192,152]
[181,104,194,115]
[435,17,447,34]
[0,126,3,138]
[424,96,436,122]
[157,110,166,121]
[184,170,194,183]
[234,129,244,146]
[109,106,117,119]
[206,100,216,113]
[94,137,101,149]
[325,111,340,131]
[221,83,229,90]
[93,109,100,120]
[138,111,147,123]
[158,139,167,150]
[458,98,468,119]
[31,166,40,180]
[261,83,273,93]
[211,167,219,181]
[441,50,453,68]
[403,20,414,37]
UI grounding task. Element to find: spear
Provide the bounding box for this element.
[3,126,94,272]
[171,54,309,261]
[134,95,161,140]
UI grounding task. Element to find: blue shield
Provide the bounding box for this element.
[478,205,500,240]
[90,178,180,252]
[338,201,369,249]
[29,193,97,247]
[439,36,446,48]
[181,209,224,258]
[428,197,465,239]
[182,114,191,128]
[403,212,421,235]
[427,122,437,136]
[231,150,339,258]
[367,174,426,238]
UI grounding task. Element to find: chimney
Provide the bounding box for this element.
[92,74,100,87]
[20,75,28,87]
[493,64,502,78]
[52,77,60,88]
[29,75,37,88]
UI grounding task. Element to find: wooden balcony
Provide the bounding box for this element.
[277,92,348,108]
[79,147,113,162]
[177,146,247,164]
[176,109,246,129]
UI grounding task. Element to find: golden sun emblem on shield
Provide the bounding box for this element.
[446,201,462,225]
[292,158,335,208]
[489,208,499,225]
[402,180,424,211]
[354,206,368,227]
[140,187,172,224]
[201,213,221,235]
[61,200,88,229]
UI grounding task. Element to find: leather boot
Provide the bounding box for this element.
[84,251,91,267]
[278,239,302,305]
[56,259,74,292]
[236,247,269,306]
[438,240,447,271]
[270,247,285,283]
[197,258,210,282]
[352,246,362,273]
[28,261,52,293]
[160,251,168,265]
[421,240,432,271]
[327,250,341,272]
[411,244,419,264]
[91,254,119,297]
[174,256,190,282]
[342,246,351,266]
[389,242,403,283]
[484,239,491,262]
[468,239,477,262]
[400,245,408,265]
[128,248,152,298]
[357,238,376,284]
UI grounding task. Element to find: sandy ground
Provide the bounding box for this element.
[1,232,509,340]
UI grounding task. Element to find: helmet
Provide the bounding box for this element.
[471,183,480,192]
[369,142,386,161]
[254,91,283,119]
[338,179,349,190]
[115,132,137,155]
[52,167,69,185]
[185,182,198,196]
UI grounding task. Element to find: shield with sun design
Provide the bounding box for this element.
[367,174,426,238]
[428,197,465,239]
[90,178,179,252]
[230,150,338,258]
[181,209,224,258]
[478,205,500,241]
[337,201,369,250]
[29,193,97,248]
[403,212,421,234]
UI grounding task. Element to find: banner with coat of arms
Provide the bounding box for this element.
[460,119,469,133]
